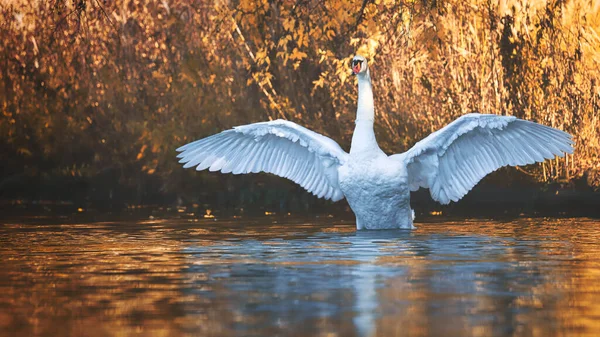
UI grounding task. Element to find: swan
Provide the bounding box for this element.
[176,55,574,229]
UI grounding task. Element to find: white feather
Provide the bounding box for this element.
[176,120,348,201]
[393,113,574,204]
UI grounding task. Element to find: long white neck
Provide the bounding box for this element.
[350,70,379,154]
[356,70,374,122]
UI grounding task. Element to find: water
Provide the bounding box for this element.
[1,215,600,336]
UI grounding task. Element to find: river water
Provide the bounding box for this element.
[1,214,600,336]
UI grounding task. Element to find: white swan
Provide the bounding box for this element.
[176,55,574,229]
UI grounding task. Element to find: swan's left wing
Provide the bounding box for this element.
[176,120,348,201]
[391,113,574,204]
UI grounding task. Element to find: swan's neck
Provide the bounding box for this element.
[350,70,379,155]
[356,71,374,122]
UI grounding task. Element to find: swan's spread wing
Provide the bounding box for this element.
[176,120,348,201]
[393,113,574,204]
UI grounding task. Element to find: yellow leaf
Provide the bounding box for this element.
[136,144,147,160]
[290,48,307,61]
[283,17,295,31]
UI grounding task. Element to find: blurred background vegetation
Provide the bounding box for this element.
[1,0,599,214]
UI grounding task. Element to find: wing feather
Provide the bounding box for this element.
[248,139,270,173]
[394,113,573,204]
[221,138,252,174]
[516,129,548,162]
[176,120,348,201]
[229,142,252,174]
[280,146,293,175]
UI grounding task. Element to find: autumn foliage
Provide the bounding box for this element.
[1,0,599,205]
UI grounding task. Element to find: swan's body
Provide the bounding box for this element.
[177,55,573,230]
[339,147,413,229]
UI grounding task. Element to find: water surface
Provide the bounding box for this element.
[1,215,600,336]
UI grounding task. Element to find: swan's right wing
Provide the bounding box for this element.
[176,120,348,201]
[391,113,573,204]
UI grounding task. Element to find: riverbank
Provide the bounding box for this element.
[2,176,599,219]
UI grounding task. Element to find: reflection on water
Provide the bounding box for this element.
[1,216,600,336]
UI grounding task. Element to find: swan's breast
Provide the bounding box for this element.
[338,155,407,197]
[338,155,411,229]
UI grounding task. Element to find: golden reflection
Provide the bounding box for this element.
[363,218,600,337]
[2,217,600,336]
[0,218,241,336]
[321,225,356,233]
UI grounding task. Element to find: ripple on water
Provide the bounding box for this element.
[1,216,600,336]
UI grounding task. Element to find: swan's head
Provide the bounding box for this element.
[351,55,368,75]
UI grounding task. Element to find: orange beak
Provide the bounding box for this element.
[352,63,361,74]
